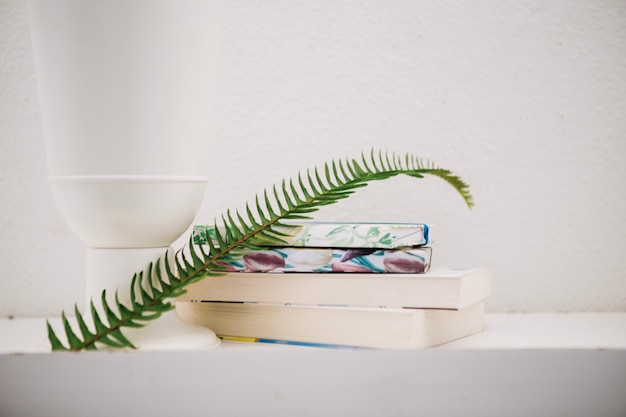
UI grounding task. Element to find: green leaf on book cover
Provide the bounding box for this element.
[46,148,473,351]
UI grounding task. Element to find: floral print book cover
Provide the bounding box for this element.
[212,247,432,274]
[193,222,431,249]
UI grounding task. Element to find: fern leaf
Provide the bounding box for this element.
[95,334,127,349]
[74,304,96,347]
[101,290,121,326]
[116,292,143,328]
[61,311,82,349]
[188,237,205,268]
[47,320,68,351]
[47,149,473,351]
[178,247,195,274]
[90,299,108,334]
[108,327,136,349]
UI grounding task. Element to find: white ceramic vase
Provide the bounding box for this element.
[28,0,225,350]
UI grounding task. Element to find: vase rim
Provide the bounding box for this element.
[49,175,209,184]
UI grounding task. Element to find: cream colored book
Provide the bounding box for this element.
[176,301,485,349]
[177,268,491,309]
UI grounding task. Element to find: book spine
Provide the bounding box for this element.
[193,222,430,249]
[210,246,432,273]
[219,335,362,349]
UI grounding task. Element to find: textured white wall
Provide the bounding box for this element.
[1,0,625,317]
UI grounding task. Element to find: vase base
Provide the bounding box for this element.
[121,310,221,351]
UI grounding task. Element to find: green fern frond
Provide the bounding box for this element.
[47,149,473,351]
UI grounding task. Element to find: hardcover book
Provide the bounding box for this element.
[193,221,430,249]
[177,268,492,310]
[176,301,485,349]
[211,246,432,273]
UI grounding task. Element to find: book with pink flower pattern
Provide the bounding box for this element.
[212,246,431,274]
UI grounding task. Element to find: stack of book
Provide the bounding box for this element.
[176,222,491,349]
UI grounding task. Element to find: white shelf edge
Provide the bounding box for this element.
[1,312,625,354]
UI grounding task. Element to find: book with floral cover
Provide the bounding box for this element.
[193,221,430,249]
[210,246,431,273]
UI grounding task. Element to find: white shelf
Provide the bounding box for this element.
[1,313,625,353]
[1,313,625,417]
